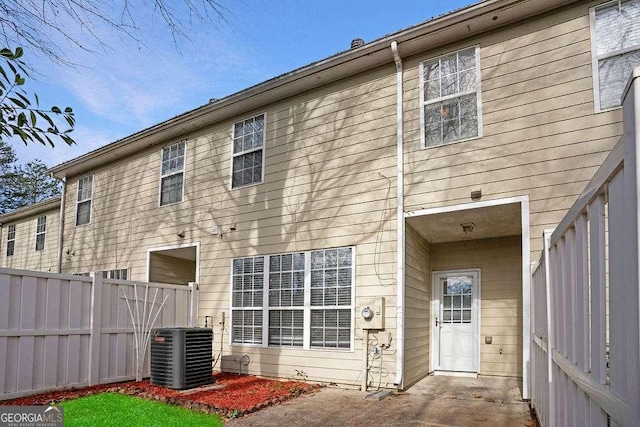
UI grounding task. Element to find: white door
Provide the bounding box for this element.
[433,270,480,373]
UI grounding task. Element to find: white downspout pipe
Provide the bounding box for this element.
[391,40,405,390]
[56,176,67,273]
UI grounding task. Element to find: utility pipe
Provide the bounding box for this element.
[390,40,405,390]
[362,329,369,392]
[56,176,67,273]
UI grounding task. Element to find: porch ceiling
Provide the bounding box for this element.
[407,202,522,243]
[153,246,197,261]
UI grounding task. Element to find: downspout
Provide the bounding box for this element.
[391,40,405,390]
[56,176,67,273]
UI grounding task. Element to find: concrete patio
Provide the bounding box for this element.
[227,375,535,427]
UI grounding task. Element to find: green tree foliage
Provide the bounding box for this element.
[0,47,75,147]
[0,141,59,214]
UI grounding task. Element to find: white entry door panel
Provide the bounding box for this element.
[433,270,480,373]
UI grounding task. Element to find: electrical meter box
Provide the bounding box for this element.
[358,297,385,330]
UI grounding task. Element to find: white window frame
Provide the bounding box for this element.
[6,224,15,257]
[230,113,266,189]
[419,45,483,149]
[590,0,640,112]
[35,215,46,251]
[75,175,93,226]
[159,141,186,206]
[229,246,356,351]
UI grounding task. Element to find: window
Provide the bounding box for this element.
[76,175,93,226]
[35,216,46,251]
[6,224,15,256]
[102,269,128,280]
[230,247,354,350]
[421,46,481,147]
[231,256,265,344]
[591,0,640,111]
[160,141,185,206]
[231,114,265,188]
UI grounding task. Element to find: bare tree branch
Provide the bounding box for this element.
[0,0,230,66]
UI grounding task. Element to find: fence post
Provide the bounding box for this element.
[188,282,199,327]
[543,230,555,427]
[622,66,640,426]
[88,272,103,386]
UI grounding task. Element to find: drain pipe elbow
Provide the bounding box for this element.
[391,40,405,390]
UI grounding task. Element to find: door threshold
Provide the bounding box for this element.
[433,371,478,378]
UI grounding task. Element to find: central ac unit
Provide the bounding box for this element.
[150,327,214,390]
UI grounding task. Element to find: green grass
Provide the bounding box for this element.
[60,393,224,427]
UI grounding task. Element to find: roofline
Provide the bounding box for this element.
[0,197,62,224]
[49,0,581,179]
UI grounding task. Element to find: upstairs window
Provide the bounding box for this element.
[160,141,185,206]
[76,175,93,226]
[591,0,640,111]
[6,224,15,256]
[35,216,46,251]
[421,46,482,148]
[231,114,265,188]
[230,247,354,350]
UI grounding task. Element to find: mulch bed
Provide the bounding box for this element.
[1,373,321,419]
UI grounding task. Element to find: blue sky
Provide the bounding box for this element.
[12,0,474,167]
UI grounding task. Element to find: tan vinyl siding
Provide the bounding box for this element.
[432,236,522,377]
[60,65,400,388]
[404,222,432,387]
[404,1,622,259]
[1,209,59,272]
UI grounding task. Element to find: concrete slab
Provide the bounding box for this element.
[227,375,535,427]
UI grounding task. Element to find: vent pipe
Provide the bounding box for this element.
[351,38,365,49]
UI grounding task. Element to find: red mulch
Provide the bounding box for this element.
[1,373,321,418]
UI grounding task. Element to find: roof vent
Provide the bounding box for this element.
[351,38,365,49]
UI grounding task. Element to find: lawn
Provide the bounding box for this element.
[61,393,224,426]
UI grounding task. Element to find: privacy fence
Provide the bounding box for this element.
[0,268,198,400]
[531,69,640,426]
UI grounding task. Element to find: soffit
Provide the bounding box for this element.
[407,202,522,243]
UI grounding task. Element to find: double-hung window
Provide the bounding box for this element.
[590,0,640,111]
[160,141,185,206]
[421,46,482,147]
[6,224,15,256]
[76,175,93,226]
[35,216,46,251]
[231,114,265,188]
[231,247,354,350]
[231,256,265,344]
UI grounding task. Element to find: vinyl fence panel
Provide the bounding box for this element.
[0,269,198,400]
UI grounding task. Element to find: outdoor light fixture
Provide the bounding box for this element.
[177,231,185,238]
[461,223,475,234]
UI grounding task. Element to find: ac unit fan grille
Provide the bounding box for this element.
[150,327,213,390]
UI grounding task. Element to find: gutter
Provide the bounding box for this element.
[56,177,67,273]
[391,40,405,390]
